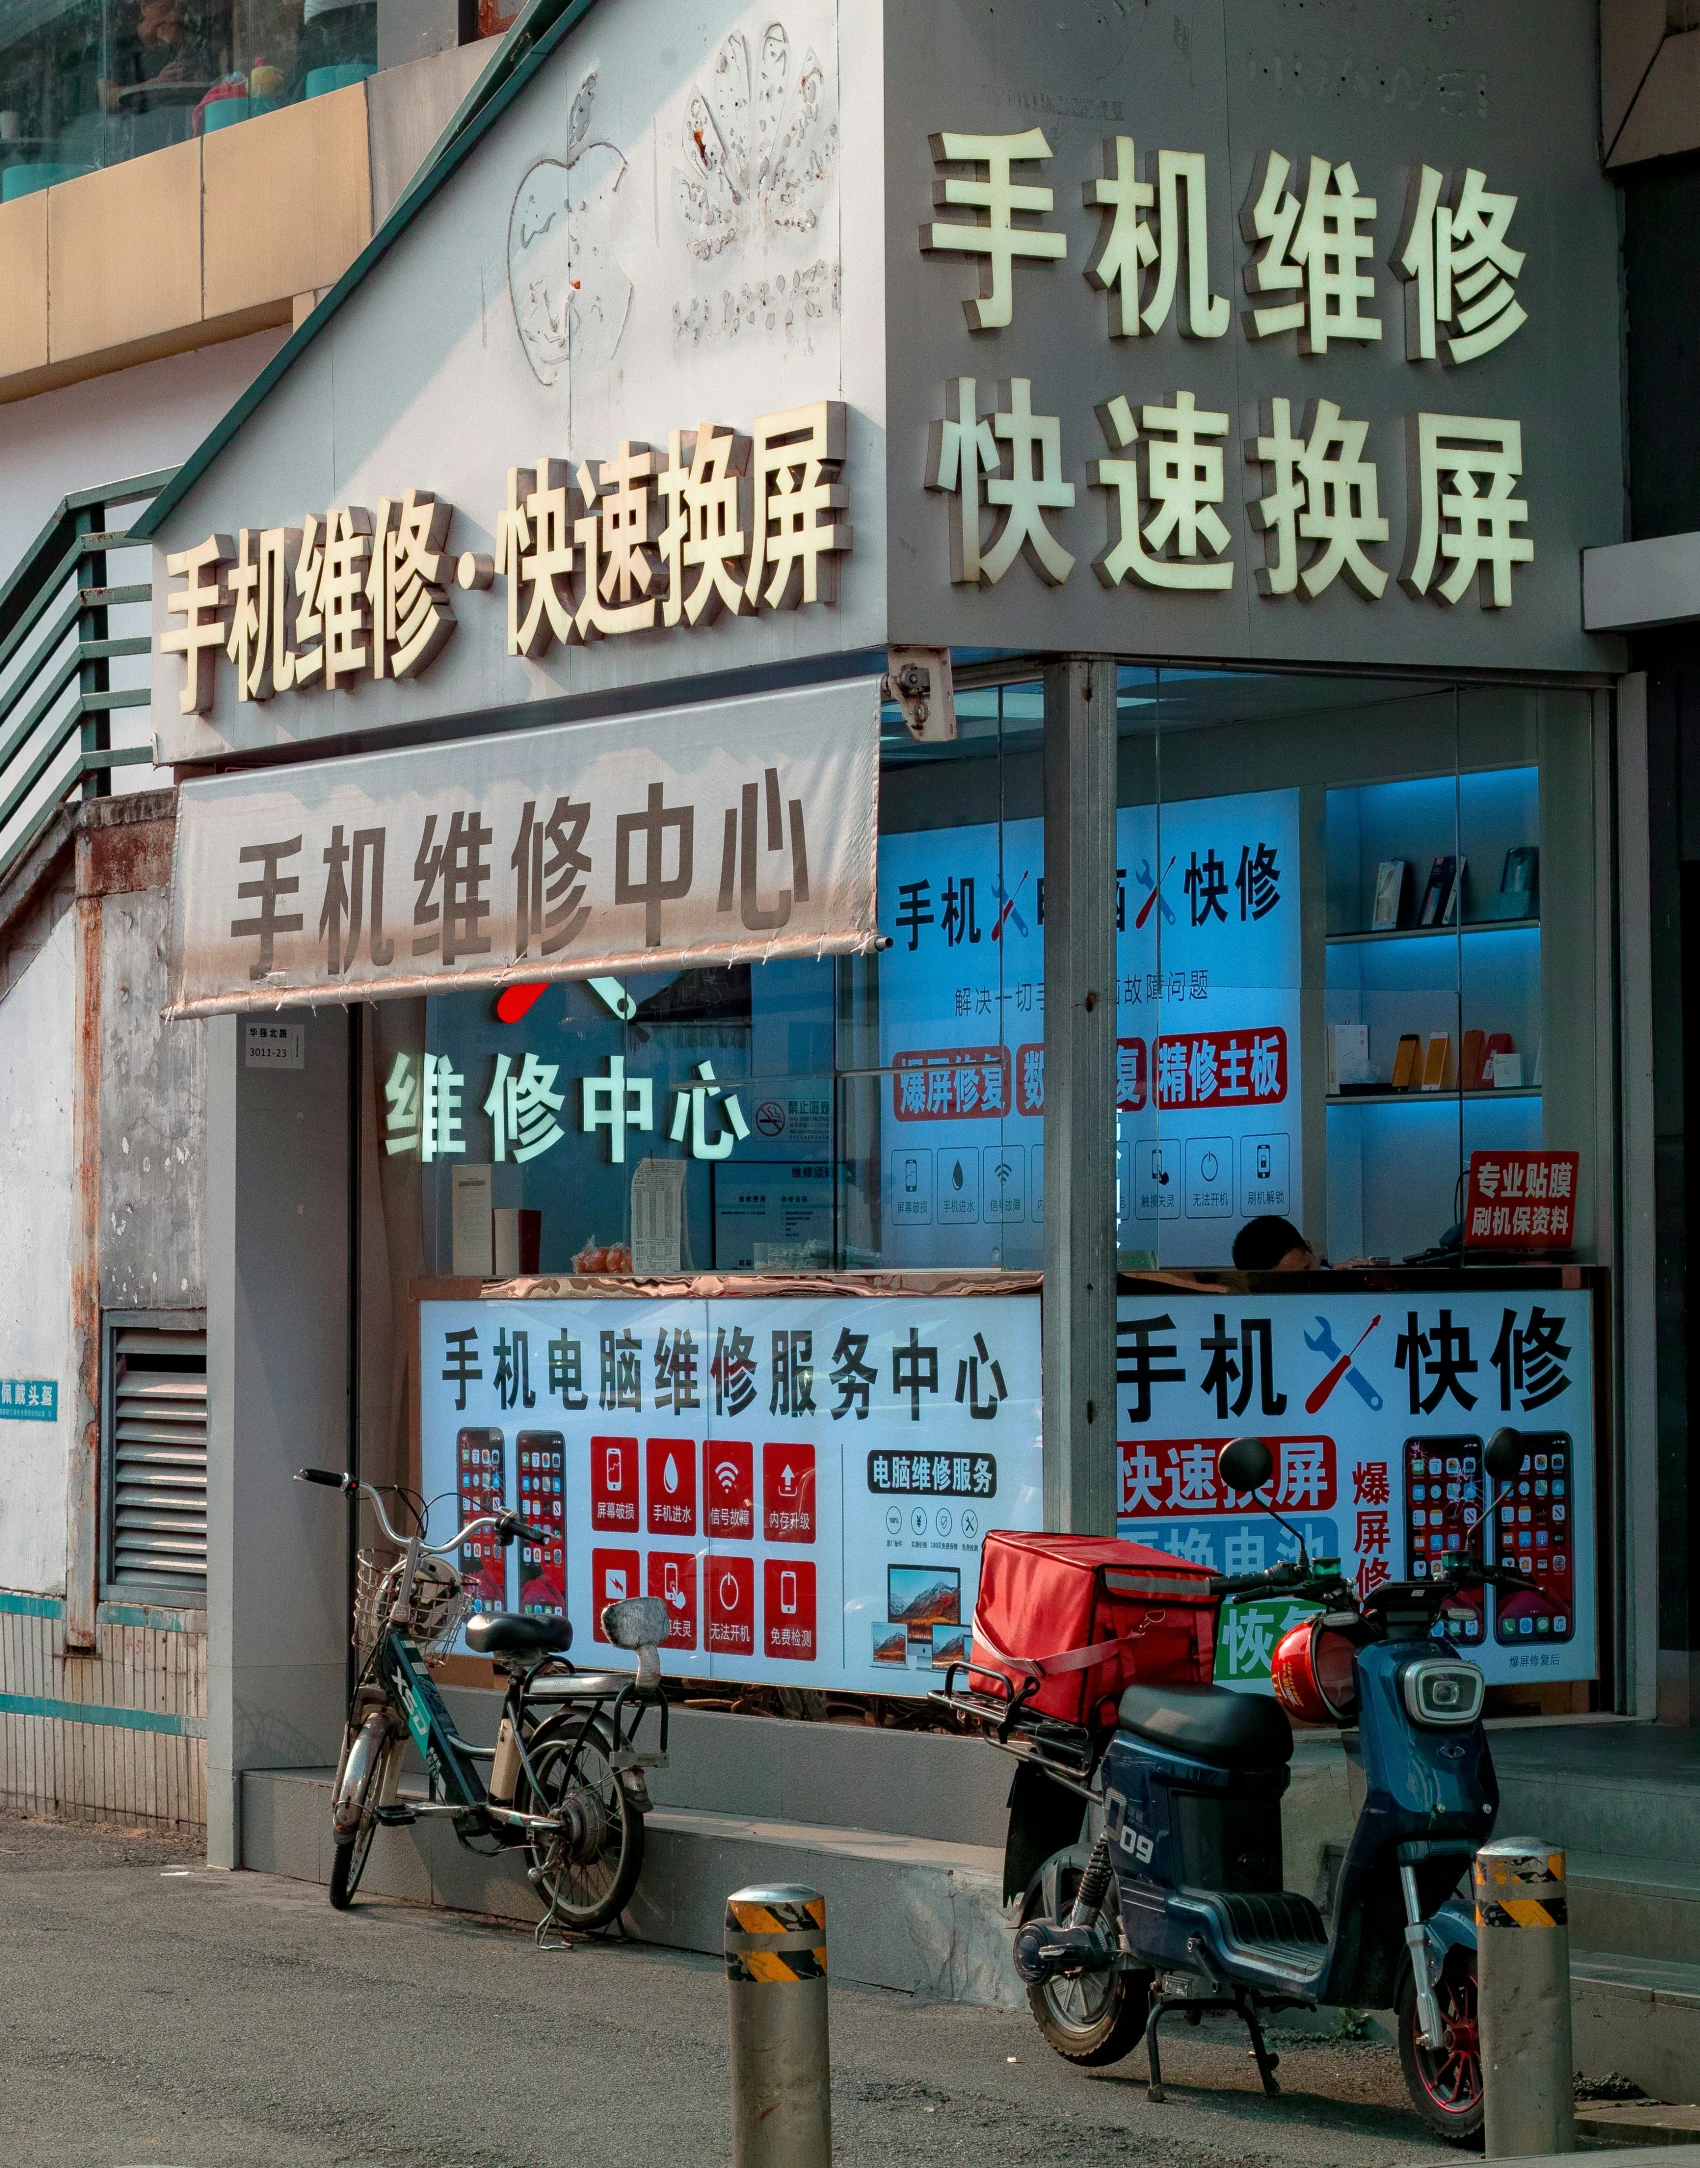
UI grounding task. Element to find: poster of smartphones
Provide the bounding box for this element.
[419,1293,1042,1690]
[878,789,1301,1270]
[1114,1287,1597,1692]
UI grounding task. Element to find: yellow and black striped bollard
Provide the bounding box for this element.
[1474,1837,1575,2157]
[725,1883,831,2167]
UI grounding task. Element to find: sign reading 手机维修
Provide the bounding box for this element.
[419,1290,1042,1693]
[884,2,1622,678]
[165,679,880,1016]
[147,3,1622,766]
[0,1379,57,1423]
[160,406,852,724]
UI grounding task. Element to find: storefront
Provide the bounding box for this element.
[136,0,1640,1865]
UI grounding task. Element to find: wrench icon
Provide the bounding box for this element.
[1303,1315,1383,1413]
[1134,857,1176,929]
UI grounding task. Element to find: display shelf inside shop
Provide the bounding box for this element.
[1323,767,1542,1262]
[1325,1085,1543,1104]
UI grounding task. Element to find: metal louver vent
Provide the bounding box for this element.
[109,1325,207,1591]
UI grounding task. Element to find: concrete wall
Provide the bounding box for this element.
[205,1009,352,1866]
[0,903,77,1595]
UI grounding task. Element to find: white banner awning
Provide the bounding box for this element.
[166,679,880,1017]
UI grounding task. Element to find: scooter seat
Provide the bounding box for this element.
[463,1612,573,1658]
[1117,1682,1294,1768]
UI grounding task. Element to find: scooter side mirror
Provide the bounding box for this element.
[1483,1428,1528,1484]
[1218,1436,1274,1496]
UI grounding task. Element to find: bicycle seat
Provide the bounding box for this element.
[464,1612,573,1658]
[1116,1682,1294,1768]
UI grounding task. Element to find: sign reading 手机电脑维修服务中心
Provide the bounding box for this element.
[0,1380,58,1423]
[418,1291,1042,1695]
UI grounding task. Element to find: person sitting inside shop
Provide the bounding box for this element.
[1232,1214,1322,1273]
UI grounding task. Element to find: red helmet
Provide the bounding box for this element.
[1271,1613,1359,1724]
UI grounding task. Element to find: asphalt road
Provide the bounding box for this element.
[0,1813,1443,2168]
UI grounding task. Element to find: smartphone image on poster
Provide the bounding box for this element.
[515,1429,566,1619]
[456,1427,508,1612]
[1492,1432,1576,1645]
[1403,1435,1485,1645]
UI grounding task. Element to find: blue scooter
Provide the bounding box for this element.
[942,1428,1535,2146]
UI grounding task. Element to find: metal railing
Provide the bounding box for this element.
[0,467,176,894]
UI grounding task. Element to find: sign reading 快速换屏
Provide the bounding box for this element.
[419,1291,1042,1692]
[147,3,1622,767]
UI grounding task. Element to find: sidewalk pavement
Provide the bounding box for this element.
[0,1813,1459,2168]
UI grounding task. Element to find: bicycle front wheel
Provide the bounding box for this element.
[516,1709,644,1931]
[329,1711,395,1911]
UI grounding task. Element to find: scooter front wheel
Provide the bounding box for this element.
[1397,1946,1484,2148]
[1020,1854,1152,2068]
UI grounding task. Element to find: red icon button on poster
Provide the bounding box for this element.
[704,1439,754,1538]
[646,1550,698,1649]
[590,1549,641,1640]
[764,1558,817,1660]
[762,1441,816,1542]
[591,1436,639,1531]
[646,1435,697,1535]
[707,1554,755,1655]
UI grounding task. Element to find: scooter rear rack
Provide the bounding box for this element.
[931,1666,1100,1785]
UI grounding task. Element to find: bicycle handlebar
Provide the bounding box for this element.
[295,1470,549,1556]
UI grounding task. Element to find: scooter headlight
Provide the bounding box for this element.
[1402,1656,1484,1728]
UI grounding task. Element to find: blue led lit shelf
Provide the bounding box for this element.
[1327,918,1539,945]
[1325,1086,1543,1105]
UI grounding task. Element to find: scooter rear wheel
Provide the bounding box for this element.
[1397,1947,1484,2148]
[1020,1855,1152,2068]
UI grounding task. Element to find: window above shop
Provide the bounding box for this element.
[0,0,391,198]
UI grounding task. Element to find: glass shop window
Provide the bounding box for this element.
[1113,666,1606,1271]
[395,688,1042,1279]
[0,0,379,201]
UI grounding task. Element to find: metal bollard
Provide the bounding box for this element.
[725,1883,831,2168]
[1474,1838,1575,2158]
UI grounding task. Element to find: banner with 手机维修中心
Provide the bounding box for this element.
[166,679,880,1017]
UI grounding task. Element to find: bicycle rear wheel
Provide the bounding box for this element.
[515,1709,644,1931]
[329,1711,395,1910]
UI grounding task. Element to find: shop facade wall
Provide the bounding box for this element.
[0,801,209,1828]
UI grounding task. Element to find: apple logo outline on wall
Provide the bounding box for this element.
[508,66,633,389]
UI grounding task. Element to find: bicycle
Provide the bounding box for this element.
[296,1467,669,1928]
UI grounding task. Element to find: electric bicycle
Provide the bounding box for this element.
[940,1428,1539,2145]
[297,1467,668,1928]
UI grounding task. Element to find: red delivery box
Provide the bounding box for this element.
[970,1531,1218,1727]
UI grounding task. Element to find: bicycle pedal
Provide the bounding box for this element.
[373,1805,417,1826]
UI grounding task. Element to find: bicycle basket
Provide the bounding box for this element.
[353,1548,469,1666]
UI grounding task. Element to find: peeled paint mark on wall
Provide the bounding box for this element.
[101,883,207,1311]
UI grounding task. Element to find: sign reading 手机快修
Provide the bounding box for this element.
[165,679,880,1016]
[418,1290,1043,1693]
[1115,1286,1598,1692]
[0,1379,57,1423]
